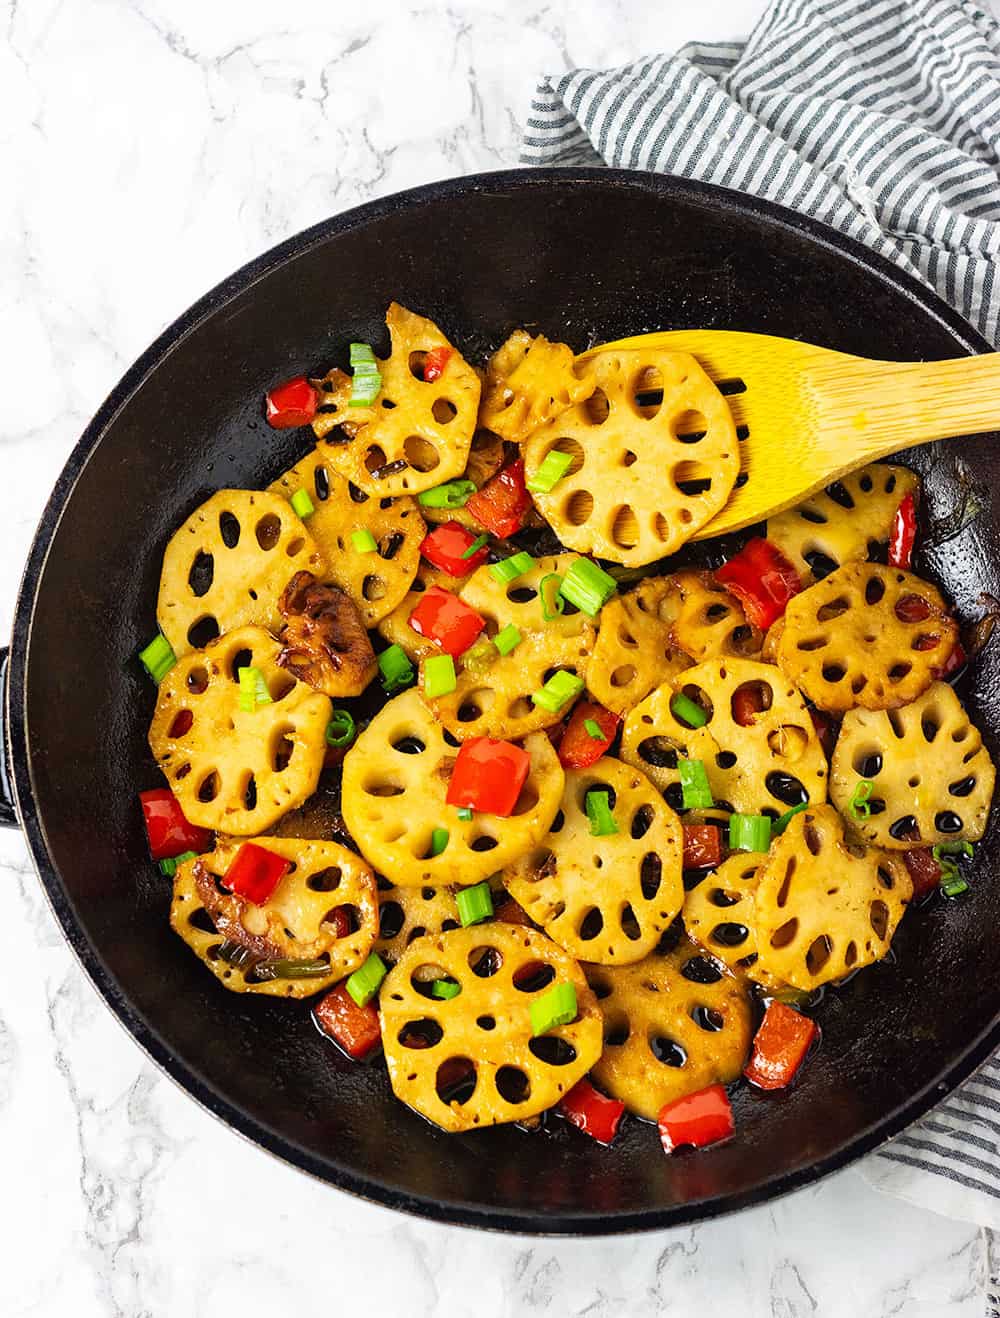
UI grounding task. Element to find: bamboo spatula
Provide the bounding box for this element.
[587,329,1000,540]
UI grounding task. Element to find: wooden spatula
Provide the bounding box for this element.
[587,329,1000,540]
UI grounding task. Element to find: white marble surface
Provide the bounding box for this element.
[2,1,999,1314]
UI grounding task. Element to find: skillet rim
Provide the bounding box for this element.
[5,166,996,1234]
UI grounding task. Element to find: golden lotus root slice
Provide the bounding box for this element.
[310,303,480,497]
[341,689,564,887]
[621,658,827,817]
[156,490,326,657]
[754,805,912,990]
[778,562,958,712]
[586,936,753,1121]
[588,578,691,716]
[664,570,763,662]
[831,682,996,849]
[379,925,602,1132]
[683,856,785,991]
[375,881,462,964]
[522,348,739,567]
[149,626,331,835]
[504,758,684,965]
[768,464,920,583]
[479,330,595,443]
[376,562,473,662]
[169,837,378,997]
[269,447,424,626]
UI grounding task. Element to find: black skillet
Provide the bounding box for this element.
[4,169,1000,1234]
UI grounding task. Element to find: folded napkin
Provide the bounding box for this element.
[522,0,1000,1228]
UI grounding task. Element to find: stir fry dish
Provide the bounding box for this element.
[137,303,996,1156]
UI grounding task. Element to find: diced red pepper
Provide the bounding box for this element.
[420,522,489,575]
[558,700,620,769]
[495,898,533,927]
[423,346,453,383]
[445,737,530,817]
[265,375,319,429]
[139,788,212,861]
[888,491,917,569]
[658,1083,734,1155]
[409,586,485,657]
[314,983,382,1060]
[902,847,943,898]
[933,638,967,680]
[808,708,838,758]
[466,458,531,539]
[683,824,722,870]
[559,1078,626,1145]
[744,1001,818,1090]
[224,842,291,906]
[715,538,802,630]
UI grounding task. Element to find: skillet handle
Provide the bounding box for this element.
[0,647,17,828]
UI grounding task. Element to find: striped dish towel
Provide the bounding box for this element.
[522,0,1000,1228]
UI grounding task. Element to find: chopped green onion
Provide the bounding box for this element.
[941,876,970,897]
[530,982,578,1036]
[253,958,332,982]
[584,718,606,741]
[349,342,377,364]
[325,709,356,748]
[933,840,973,888]
[559,558,617,617]
[457,806,474,821]
[489,551,534,584]
[158,850,197,878]
[424,653,457,699]
[492,624,523,656]
[456,881,493,927]
[378,645,414,694]
[348,345,382,407]
[430,978,461,1000]
[586,789,619,837]
[671,692,708,729]
[238,665,272,712]
[531,670,584,713]
[729,814,772,853]
[139,633,176,684]
[773,803,809,835]
[848,780,874,821]
[540,573,565,621]
[462,533,489,560]
[346,952,388,1006]
[352,528,378,554]
[678,759,714,810]
[933,841,974,861]
[418,479,477,509]
[429,827,450,858]
[290,488,315,519]
[462,638,498,675]
[526,449,573,494]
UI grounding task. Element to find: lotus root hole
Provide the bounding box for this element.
[578,908,604,941]
[254,514,281,551]
[610,505,640,549]
[187,616,220,649]
[529,1036,578,1066]
[436,1057,477,1106]
[806,935,832,976]
[583,388,610,425]
[770,917,799,949]
[672,408,707,441]
[513,961,555,993]
[767,725,808,760]
[399,1018,444,1050]
[563,489,594,526]
[870,900,889,939]
[865,577,886,605]
[495,1066,531,1104]
[640,854,662,899]
[649,1035,687,1067]
[610,664,637,688]
[673,460,713,496]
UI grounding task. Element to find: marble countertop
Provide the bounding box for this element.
[2,1,998,1313]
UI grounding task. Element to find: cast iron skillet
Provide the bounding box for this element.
[4,169,1000,1234]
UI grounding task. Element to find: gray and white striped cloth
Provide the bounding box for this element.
[522,0,1000,1229]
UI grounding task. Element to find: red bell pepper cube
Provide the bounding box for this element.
[445,737,530,816]
[557,700,620,770]
[224,842,291,906]
[888,491,917,569]
[423,346,453,382]
[658,1083,734,1155]
[744,1001,818,1090]
[902,846,944,898]
[495,898,533,927]
[559,1078,626,1145]
[409,586,485,657]
[682,824,722,870]
[715,538,802,630]
[139,788,212,861]
[466,458,531,539]
[265,375,319,429]
[420,522,489,575]
[315,983,382,1060]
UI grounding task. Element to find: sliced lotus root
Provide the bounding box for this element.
[149,625,331,834]
[585,935,752,1121]
[777,562,958,712]
[341,689,564,887]
[621,658,827,817]
[420,428,505,528]
[156,490,326,656]
[310,302,480,497]
[831,681,996,849]
[376,562,474,662]
[275,572,377,699]
[683,856,785,991]
[169,836,377,997]
[380,924,601,1132]
[522,348,739,567]
[269,446,424,625]
[754,804,911,990]
[478,330,595,444]
[375,881,462,964]
[504,757,683,965]
[768,464,921,583]
[664,570,763,662]
[587,577,691,715]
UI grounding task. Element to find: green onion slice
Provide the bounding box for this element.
[290,488,315,519]
[462,533,489,560]
[378,645,414,693]
[158,850,198,878]
[238,665,272,712]
[457,806,474,821]
[526,449,573,494]
[933,841,974,861]
[349,342,377,364]
[417,479,477,509]
[729,813,772,853]
[346,952,388,1006]
[530,982,578,1036]
[848,779,874,820]
[584,718,606,741]
[671,692,708,729]
[489,551,534,584]
[941,877,970,897]
[348,344,382,408]
[678,759,714,810]
[539,573,565,621]
[430,977,461,1000]
[424,653,457,700]
[456,881,493,927]
[531,670,584,713]
[139,633,176,685]
[352,528,378,554]
[773,803,809,835]
[586,789,619,837]
[492,624,523,657]
[461,638,498,676]
[325,709,356,748]
[253,958,332,982]
[559,558,617,617]
[429,827,450,858]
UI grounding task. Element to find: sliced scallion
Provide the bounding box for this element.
[671,692,708,729]
[253,958,331,982]
[729,813,771,853]
[238,665,272,712]
[678,759,714,810]
[559,558,617,617]
[424,653,457,699]
[462,533,489,560]
[489,551,534,584]
[540,573,565,621]
[773,803,809,835]
[526,449,573,494]
[378,645,414,694]
[492,624,523,656]
[325,709,356,748]
[430,977,461,1000]
[941,876,969,897]
[456,881,493,927]
[586,789,619,837]
[584,718,606,741]
[848,779,874,821]
[429,827,450,858]
[158,850,198,878]
[346,952,388,1006]
[530,982,577,1036]
[352,528,378,554]
[290,488,315,519]
[139,633,176,685]
[457,806,474,821]
[417,479,477,509]
[531,670,584,713]
[348,343,381,408]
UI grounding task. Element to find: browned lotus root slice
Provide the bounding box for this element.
[156,490,326,656]
[778,562,957,712]
[375,882,462,964]
[149,626,331,834]
[522,349,739,566]
[341,689,564,887]
[504,758,683,965]
[277,572,377,698]
[478,330,595,444]
[376,562,473,662]
[664,570,763,662]
[379,924,602,1132]
[169,837,377,997]
[269,447,424,625]
[768,464,920,583]
[831,682,995,849]
[310,303,480,497]
[586,936,752,1121]
[587,578,691,715]
[754,805,911,990]
[683,856,784,991]
[420,429,505,528]
[621,658,827,817]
